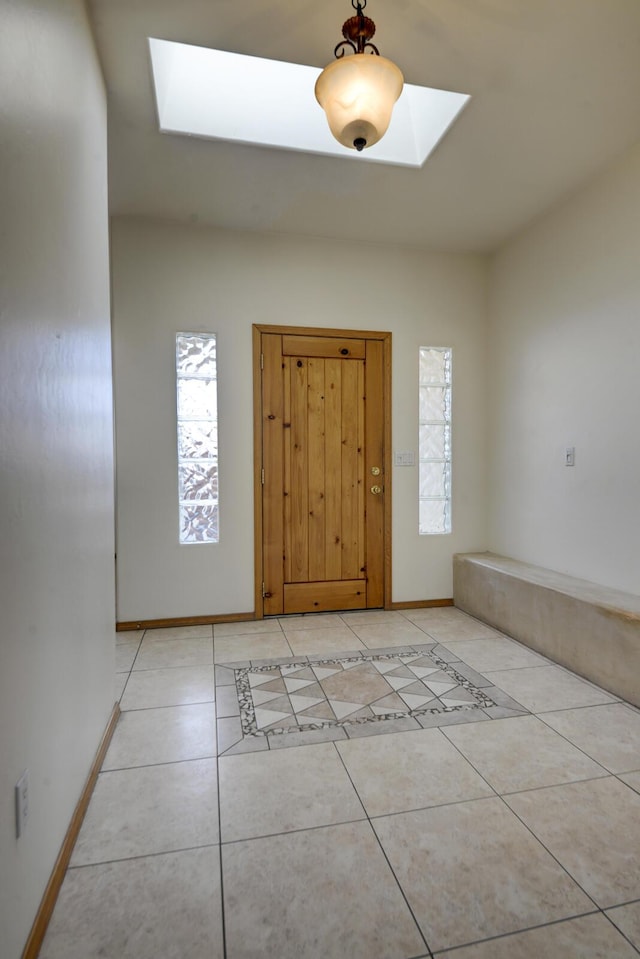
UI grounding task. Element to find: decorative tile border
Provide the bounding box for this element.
[234,650,499,741]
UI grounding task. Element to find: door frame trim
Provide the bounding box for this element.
[253,324,392,618]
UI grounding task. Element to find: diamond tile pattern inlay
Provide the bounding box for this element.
[236,652,497,739]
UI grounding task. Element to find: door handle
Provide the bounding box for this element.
[370,485,382,495]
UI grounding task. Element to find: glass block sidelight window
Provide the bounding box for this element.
[176,333,219,544]
[419,347,452,534]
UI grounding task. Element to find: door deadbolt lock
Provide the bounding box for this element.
[371,466,381,476]
[370,485,382,495]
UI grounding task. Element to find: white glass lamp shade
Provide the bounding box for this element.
[315,53,404,150]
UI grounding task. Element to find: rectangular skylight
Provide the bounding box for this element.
[149,38,470,169]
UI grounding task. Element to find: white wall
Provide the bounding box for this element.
[111,218,488,620]
[0,2,115,956]
[488,143,640,594]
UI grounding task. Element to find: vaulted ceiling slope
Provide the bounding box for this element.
[88,0,640,251]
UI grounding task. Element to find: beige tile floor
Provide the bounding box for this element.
[40,608,640,959]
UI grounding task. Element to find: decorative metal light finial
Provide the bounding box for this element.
[335,0,380,59]
[315,0,404,153]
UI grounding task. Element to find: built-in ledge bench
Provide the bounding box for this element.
[453,552,640,709]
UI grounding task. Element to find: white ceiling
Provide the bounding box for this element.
[88,0,640,252]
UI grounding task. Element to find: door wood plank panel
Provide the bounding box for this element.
[357,357,366,579]
[324,358,343,581]
[261,334,285,615]
[340,359,364,580]
[307,358,326,581]
[283,357,293,586]
[282,335,365,360]
[289,357,309,582]
[284,579,367,614]
[365,339,385,608]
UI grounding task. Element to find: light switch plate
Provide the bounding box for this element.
[394,451,415,467]
[15,770,29,838]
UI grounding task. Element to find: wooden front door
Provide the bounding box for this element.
[254,326,391,616]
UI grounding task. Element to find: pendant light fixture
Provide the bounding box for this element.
[315,0,404,152]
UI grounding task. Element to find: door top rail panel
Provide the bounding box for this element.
[255,323,391,343]
[282,335,365,360]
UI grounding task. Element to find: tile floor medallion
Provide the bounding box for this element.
[231,647,501,743]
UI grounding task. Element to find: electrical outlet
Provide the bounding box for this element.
[15,770,29,838]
